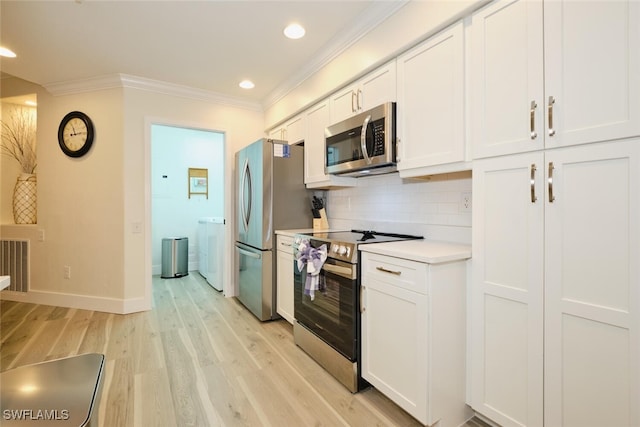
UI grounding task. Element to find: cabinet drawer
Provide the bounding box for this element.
[277,235,294,254]
[362,252,428,295]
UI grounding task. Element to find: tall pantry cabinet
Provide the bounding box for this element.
[469,0,640,426]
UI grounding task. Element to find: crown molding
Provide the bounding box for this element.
[261,0,408,109]
[43,74,263,111]
[41,1,407,113]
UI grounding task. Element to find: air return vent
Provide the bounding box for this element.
[0,239,29,292]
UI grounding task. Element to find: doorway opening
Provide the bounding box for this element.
[150,124,225,291]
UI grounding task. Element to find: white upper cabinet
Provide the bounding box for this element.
[268,114,306,145]
[543,0,640,148]
[303,99,355,188]
[330,60,397,124]
[396,20,467,177]
[471,0,640,158]
[303,100,330,185]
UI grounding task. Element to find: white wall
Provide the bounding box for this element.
[151,124,224,273]
[324,171,472,244]
[1,77,264,313]
[2,86,128,312]
[124,88,264,303]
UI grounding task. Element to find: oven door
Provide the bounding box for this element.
[294,256,358,360]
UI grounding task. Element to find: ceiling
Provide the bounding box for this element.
[0,1,406,108]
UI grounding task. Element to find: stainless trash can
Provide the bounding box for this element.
[161,237,188,278]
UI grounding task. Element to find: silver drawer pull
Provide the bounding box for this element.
[280,242,292,247]
[376,266,401,276]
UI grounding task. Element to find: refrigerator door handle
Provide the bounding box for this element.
[236,246,262,260]
[240,158,252,232]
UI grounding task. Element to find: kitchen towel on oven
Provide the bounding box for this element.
[296,239,327,301]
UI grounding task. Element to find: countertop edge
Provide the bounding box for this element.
[359,240,471,264]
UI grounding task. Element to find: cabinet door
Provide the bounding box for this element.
[471,152,544,427]
[471,0,544,158]
[268,126,285,141]
[304,100,331,185]
[330,85,358,125]
[397,21,464,172]
[544,141,640,426]
[359,60,396,113]
[285,114,305,145]
[276,248,294,324]
[543,0,640,148]
[329,61,397,124]
[361,275,429,424]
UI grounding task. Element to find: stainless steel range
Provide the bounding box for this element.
[292,229,423,392]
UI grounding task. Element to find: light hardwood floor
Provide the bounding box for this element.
[1,273,487,427]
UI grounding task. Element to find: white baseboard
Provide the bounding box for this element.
[0,289,151,314]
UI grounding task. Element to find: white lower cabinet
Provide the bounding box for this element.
[361,249,469,426]
[471,139,640,427]
[276,234,294,324]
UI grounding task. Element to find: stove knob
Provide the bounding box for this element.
[337,245,348,255]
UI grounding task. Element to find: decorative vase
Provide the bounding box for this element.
[13,173,37,224]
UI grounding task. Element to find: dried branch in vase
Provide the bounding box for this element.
[1,105,37,174]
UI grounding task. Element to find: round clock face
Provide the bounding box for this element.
[58,111,95,157]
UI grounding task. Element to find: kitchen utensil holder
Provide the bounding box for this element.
[313,208,330,231]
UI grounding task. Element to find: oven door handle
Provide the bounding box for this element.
[322,262,355,279]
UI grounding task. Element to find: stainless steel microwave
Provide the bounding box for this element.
[324,102,396,177]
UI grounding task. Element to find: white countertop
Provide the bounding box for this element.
[0,275,10,291]
[275,228,314,237]
[359,240,471,264]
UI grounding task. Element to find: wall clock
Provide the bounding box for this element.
[57,111,95,157]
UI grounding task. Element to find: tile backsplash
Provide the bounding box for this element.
[320,170,472,244]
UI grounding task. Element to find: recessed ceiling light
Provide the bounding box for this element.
[0,47,17,58]
[239,80,255,89]
[284,23,305,40]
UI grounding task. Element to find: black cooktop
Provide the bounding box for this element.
[301,229,423,244]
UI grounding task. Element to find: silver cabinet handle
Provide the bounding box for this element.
[351,91,357,113]
[548,162,555,203]
[376,266,402,275]
[548,96,556,137]
[530,164,537,203]
[357,88,362,111]
[530,100,538,139]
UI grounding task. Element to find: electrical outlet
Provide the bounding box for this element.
[461,192,472,212]
[64,266,71,279]
[38,229,45,242]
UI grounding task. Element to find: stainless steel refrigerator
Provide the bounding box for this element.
[234,138,310,321]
